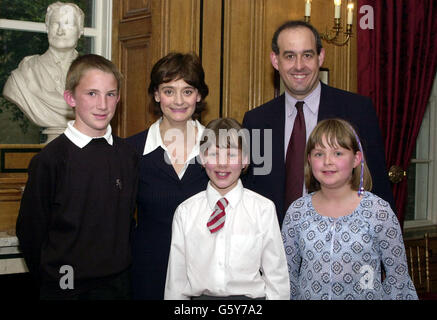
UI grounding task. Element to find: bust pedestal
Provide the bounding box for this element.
[42,127,66,143]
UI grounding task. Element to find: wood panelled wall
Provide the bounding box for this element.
[112,0,357,137]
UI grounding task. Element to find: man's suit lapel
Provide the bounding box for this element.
[267,94,286,180]
[318,83,348,121]
[318,83,335,121]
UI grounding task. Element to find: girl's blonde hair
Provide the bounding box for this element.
[304,118,373,193]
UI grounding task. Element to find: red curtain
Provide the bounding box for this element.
[357,0,437,227]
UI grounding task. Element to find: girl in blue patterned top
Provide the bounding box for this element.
[281,118,417,300]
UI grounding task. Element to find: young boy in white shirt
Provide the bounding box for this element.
[164,118,290,300]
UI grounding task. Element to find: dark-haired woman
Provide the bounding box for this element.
[126,52,209,299]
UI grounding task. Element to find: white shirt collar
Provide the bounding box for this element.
[64,120,113,148]
[206,179,243,211]
[143,117,204,157]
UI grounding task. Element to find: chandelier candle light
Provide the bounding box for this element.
[304,0,354,46]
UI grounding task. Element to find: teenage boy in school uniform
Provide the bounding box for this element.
[16,54,138,300]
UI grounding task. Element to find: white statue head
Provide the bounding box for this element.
[45,2,85,51]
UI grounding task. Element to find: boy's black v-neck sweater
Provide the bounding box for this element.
[16,134,139,295]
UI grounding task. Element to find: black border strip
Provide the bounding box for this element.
[199,0,204,62]
[198,0,205,124]
[0,253,23,260]
[219,0,224,117]
[0,148,41,173]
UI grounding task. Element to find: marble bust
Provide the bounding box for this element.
[2,2,85,142]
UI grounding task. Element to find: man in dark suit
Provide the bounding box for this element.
[242,20,394,225]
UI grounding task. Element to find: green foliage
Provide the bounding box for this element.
[0,0,54,23]
[0,0,94,25]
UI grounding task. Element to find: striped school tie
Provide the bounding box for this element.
[207,198,229,233]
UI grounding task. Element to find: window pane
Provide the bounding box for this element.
[0,102,41,144]
[405,163,416,221]
[0,30,92,143]
[0,0,94,28]
[0,30,51,144]
[415,162,429,220]
[405,164,431,223]
[1,29,92,74]
[416,107,430,159]
[405,162,429,221]
[405,104,431,222]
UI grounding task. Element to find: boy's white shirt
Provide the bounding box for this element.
[64,120,113,148]
[164,179,290,300]
[143,117,204,180]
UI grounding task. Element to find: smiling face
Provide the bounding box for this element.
[64,68,119,137]
[308,135,362,192]
[270,26,325,100]
[202,145,248,196]
[154,78,201,126]
[47,6,82,51]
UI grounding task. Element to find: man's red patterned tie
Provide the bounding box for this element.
[284,101,306,211]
